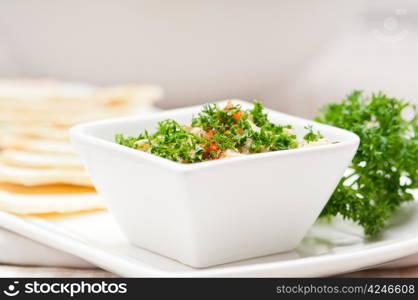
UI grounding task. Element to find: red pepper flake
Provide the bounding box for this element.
[203,141,220,159]
[207,142,219,152]
[207,129,215,139]
[232,111,244,121]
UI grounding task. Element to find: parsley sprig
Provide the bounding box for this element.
[315,91,418,236]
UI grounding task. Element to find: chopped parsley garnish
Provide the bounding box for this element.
[316,91,418,236]
[115,101,325,163]
[303,125,323,142]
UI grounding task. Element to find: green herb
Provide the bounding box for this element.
[315,91,418,236]
[303,125,323,142]
[115,101,320,163]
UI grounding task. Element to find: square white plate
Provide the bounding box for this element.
[0,192,417,277]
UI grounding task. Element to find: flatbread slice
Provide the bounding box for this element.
[0,135,75,154]
[0,81,162,125]
[0,80,161,109]
[0,182,95,194]
[0,123,69,140]
[0,79,95,109]
[0,108,132,124]
[0,150,83,169]
[0,165,91,186]
[93,84,163,107]
[0,191,105,214]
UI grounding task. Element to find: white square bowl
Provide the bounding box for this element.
[70,100,359,268]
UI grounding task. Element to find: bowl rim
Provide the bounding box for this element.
[70,100,360,172]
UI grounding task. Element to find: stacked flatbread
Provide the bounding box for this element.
[0,79,162,215]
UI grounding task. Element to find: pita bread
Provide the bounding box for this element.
[0,82,162,127]
[0,191,105,214]
[0,150,83,169]
[0,81,162,111]
[0,164,92,186]
[0,108,133,124]
[0,123,69,140]
[0,182,95,194]
[93,84,163,106]
[0,79,162,215]
[0,79,95,105]
[0,135,75,154]
[24,209,105,218]
[0,104,157,125]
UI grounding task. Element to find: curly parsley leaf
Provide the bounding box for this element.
[315,91,418,236]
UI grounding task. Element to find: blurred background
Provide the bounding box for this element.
[0,0,417,118]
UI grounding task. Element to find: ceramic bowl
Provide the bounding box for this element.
[70,100,359,268]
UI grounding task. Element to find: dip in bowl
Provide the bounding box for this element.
[70,100,359,268]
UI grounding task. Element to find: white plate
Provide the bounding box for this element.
[0,192,417,277]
